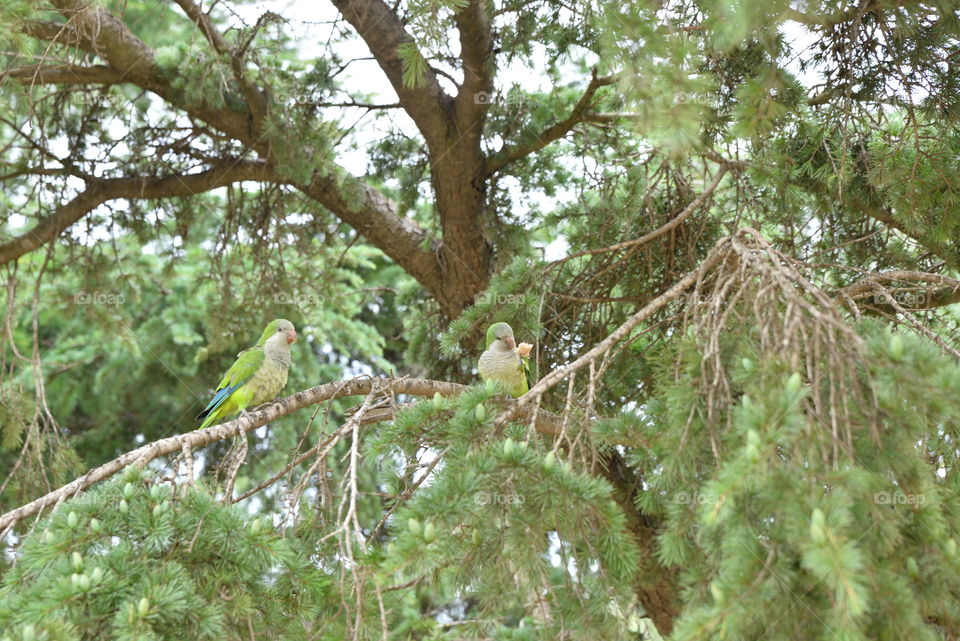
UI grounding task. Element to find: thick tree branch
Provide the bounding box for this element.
[330,0,453,151]
[582,112,641,123]
[15,8,439,309]
[20,19,96,54]
[297,173,447,310]
[0,160,271,266]
[172,0,231,54]
[47,0,159,85]
[17,1,480,318]
[838,270,960,310]
[781,0,922,28]
[601,449,680,635]
[31,2,255,138]
[0,64,125,85]
[172,0,270,127]
[782,6,856,27]
[453,0,494,128]
[0,376,607,534]
[483,70,618,176]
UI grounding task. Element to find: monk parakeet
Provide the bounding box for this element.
[196,319,297,429]
[477,322,530,397]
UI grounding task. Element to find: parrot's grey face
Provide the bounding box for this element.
[494,324,516,350]
[268,320,298,348]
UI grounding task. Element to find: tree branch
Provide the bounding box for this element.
[330,0,454,151]
[15,0,464,317]
[0,160,271,266]
[494,233,733,428]
[838,270,960,310]
[20,19,96,54]
[546,165,730,269]
[297,172,446,308]
[582,112,641,123]
[309,100,403,109]
[47,0,159,85]
[0,376,610,534]
[453,0,494,128]
[794,163,955,266]
[0,64,125,85]
[30,2,254,139]
[172,0,231,54]
[782,0,925,28]
[0,166,75,181]
[13,17,444,314]
[483,70,618,176]
[172,0,270,127]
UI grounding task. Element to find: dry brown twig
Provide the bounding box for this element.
[493,227,888,472]
[693,230,879,465]
[492,233,734,430]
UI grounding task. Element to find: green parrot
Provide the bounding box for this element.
[196,319,297,429]
[477,322,530,397]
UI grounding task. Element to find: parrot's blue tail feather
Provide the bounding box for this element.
[195,384,240,422]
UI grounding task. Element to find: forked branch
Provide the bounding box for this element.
[483,69,619,176]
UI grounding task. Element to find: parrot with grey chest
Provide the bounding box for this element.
[196,319,297,429]
[477,322,530,398]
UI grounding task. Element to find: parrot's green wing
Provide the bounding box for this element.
[507,355,530,397]
[520,356,531,395]
[196,347,266,425]
[485,323,501,349]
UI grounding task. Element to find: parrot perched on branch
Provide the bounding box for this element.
[477,322,531,398]
[196,319,297,429]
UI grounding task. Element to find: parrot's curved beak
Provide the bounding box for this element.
[504,335,516,350]
[287,330,298,344]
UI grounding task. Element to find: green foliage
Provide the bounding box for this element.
[397,42,429,90]
[0,1,36,55]
[867,124,960,245]
[4,0,960,638]
[359,388,641,639]
[635,320,960,640]
[0,468,331,640]
[0,212,393,514]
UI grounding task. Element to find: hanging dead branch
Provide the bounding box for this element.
[687,228,880,466]
[496,228,886,470]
